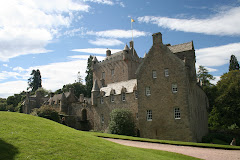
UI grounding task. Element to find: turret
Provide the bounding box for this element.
[123,44,129,60]
[60,93,68,113]
[91,79,100,106]
[106,49,111,57]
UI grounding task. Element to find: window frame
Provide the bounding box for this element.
[145,87,151,96]
[147,110,152,121]
[164,68,169,77]
[122,92,126,101]
[172,84,178,93]
[101,114,104,125]
[100,96,104,104]
[152,70,157,79]
[174,108,181,119]
[135,90,138,99]
[110,94,114,102]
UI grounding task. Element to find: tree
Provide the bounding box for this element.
[28,69,42,92]
[229,55,239,71]
[62,82,87,98]
[35,87,50,97]
[109,108,136,136]
[209,70,240,129]
[197,66,215,87]
[85,55,93,98]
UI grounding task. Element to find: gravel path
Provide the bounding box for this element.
[104,138,240,160]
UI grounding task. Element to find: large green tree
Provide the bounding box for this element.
[85,55,93,98]
[61,82,87,98]
[197,65,215,87]
[197,66,217,112]
[229,55,239,71]
[28,69,42,92]
[209,70,240,129]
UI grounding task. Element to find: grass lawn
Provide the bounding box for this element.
[91,131,240,150]
[0,111,199,160]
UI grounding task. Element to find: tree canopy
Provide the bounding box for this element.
[197,65,215,87]
[85,55,93,98]
[28,69,42,92]
[229,55,239,71]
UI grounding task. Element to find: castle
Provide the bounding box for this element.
[22,32,209,142]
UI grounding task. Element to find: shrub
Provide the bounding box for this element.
[109,108,136,136]
[31,105,60,122]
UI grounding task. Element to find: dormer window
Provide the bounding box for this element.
[110,94,114,102]
[122,92,126,101]
[152,70,157,78]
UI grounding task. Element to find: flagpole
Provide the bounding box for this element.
[131,18,134,56]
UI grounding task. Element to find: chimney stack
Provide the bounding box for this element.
[152,32,162,45]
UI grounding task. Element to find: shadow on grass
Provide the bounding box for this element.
[0,139,19,160]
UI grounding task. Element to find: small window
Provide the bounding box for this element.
[101,114,104,125]
[145,87,151,96]
[164,69,169,77]
[136,113,138,119]
[100,97,104,104]
[110,94,114,102]
[135,91,138,99]
[111,69,114,76]
[152,70,157,78]
[172,84,178,93]
[147,110,152,121]
[122,92,126,101]
[102,72,105,79]
[174,108,181,119]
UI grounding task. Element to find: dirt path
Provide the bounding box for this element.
[104,138,240,160]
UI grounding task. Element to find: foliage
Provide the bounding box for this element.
[0,112,199,160]
[35,87,50,97]
[28,69,42,92]
[202,132,240,146]
[209,70,240,129]
[85,55,93,98]
[197,65,215,87]
[30,105,60,122]
[109,108,136,136]
[229,54,239,71]
[3,92,26,112]
[62,82,87,98]
[0,98,7,111]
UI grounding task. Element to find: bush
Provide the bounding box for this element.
[31,105,60,122]
[109,108,136,136]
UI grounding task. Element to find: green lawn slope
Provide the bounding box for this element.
[0,112,199,160]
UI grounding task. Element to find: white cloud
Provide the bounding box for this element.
[87,29,149,38]
[69,55,105,61]
[71,48,122,54]
[211,76,221,85]
[13,67,26,72]
[89,38,123,46]
[138,6,240,36]
[0,0,90,61]
[0,81,28,98]
[196,42,240,67]
[3,64,8,67]
[83,0,114,5]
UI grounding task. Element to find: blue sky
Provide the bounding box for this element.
[0,0,240,98]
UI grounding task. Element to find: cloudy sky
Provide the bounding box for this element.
[0,0,240,98]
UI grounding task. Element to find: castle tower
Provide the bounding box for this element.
[91,79,100,106]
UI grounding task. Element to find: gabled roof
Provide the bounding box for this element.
[100,79,137,96]
[168,41,193,53]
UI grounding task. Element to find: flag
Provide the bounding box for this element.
[131,18,135,22]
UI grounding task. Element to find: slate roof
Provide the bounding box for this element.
[100,79,137,96]
[48,92,70,102]
[168,41,193,53]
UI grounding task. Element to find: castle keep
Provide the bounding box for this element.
[23,32,209,142]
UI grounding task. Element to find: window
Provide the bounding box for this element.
[122,92,126,101]
[147,110,152,121]
[111,69,114,76]
[100,97,104,104]
[145,87,151,96]
[135,91,138,99]
[101,114,104,125]
[152,70,157,78]
[110,94,114,102]
[136,113,138,119]
[174,108,181,119]
[102,72,105,79]
[172,84,178,93]
[164,68,169,77]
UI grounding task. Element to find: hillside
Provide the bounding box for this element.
[0,112,199,160]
